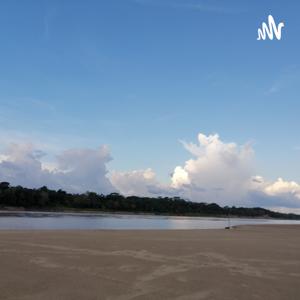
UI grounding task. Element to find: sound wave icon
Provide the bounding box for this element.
[257,15,284,41]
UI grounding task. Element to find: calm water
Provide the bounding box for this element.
[0,211,300,230]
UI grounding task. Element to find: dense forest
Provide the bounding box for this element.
[0,181,299,220]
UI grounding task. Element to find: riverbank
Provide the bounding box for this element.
[0,225,299,299]
[1,211,300,229]
[0,208,299,221]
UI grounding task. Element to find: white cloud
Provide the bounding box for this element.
[53,146,114,193]
[269,207,300,214]
[111,133,300,211]
[1,133,300,212]
[171,166,190,188]
[110,168,173,197]
[249,177,300,209]
[0,143,114,194]
[170,133,255,205]
[110,168,155,197]
[173,135,300,209]
[263,178,300,199]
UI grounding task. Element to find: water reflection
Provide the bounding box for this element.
[0,211,299,230]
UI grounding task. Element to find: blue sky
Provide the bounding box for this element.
[0,1,299,209]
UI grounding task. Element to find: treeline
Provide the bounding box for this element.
[0,182,299,220]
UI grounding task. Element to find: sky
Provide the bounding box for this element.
[0,0,299,212]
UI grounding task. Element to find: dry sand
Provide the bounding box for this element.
[0,225,299,300]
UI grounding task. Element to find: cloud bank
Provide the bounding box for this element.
[0,133,299,212]
[0,143,114,194]
[111,133,300,212]
[170,133,255,206]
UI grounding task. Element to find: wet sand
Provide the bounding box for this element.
[0,225,299,300]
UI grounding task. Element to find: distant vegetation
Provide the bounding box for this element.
[0,182,299,220]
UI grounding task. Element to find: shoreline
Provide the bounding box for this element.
[0,208,297,221]
[1,225,300,299]
[1,211,300,231]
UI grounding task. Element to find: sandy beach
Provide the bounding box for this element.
[0,225,299,300]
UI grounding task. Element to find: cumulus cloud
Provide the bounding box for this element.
[264,178,300,199]
[0,143,49,188]
[111,133,300,211]
[172,135,300,209]
[170,133,255,206]
[0,143,114,194]
[248,177,300,212]
[110,168,156,197]
[54,146,114,193]
[1,133,300,212]
[110,168,174,197]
